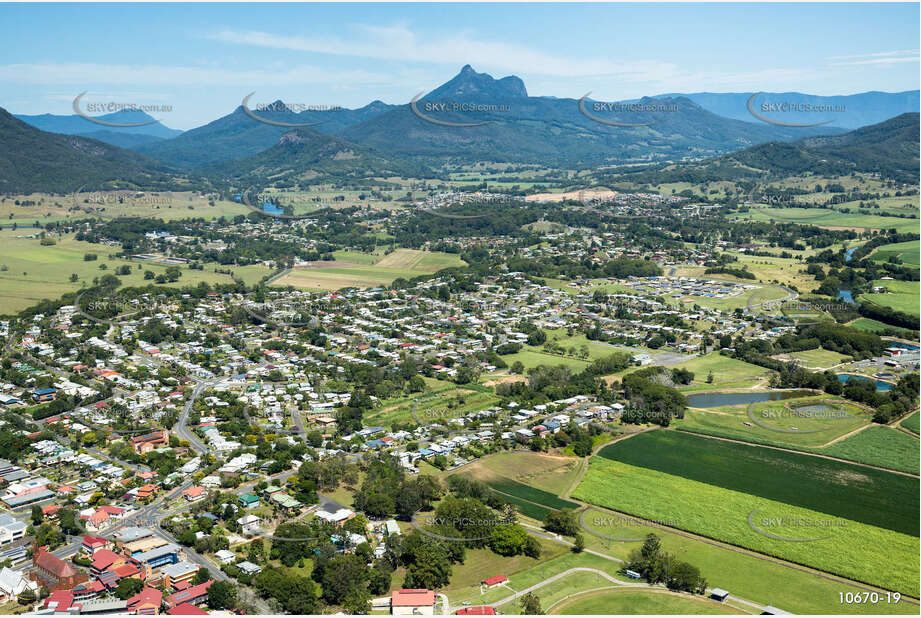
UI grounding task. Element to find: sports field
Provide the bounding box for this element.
[272,248,465,291]
[554,589,733,615]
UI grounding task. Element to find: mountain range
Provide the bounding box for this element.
[15,109,184,149]
[134,100,396,169]
[2,66,919,192]
[134,65,856,170]
[611,112,920,186]
[0,108,174,194]
[648,90,920,130]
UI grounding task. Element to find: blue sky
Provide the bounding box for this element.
[1,2,918,129]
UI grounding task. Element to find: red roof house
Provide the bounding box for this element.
[481,575,508,588]
[392,589,436,611]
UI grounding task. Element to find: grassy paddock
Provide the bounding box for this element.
[0,230,266,314]
[577,506,918,615]
[860,280,921,317]
[678,395,871,449]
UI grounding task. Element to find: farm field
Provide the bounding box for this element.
[678,395,872,449]
[574,457,920,595]
[553,589,735,615]
[577,506,918,615]
[723,252,823,292]
[374,248,466,271]
[272,248,465,291]
[464,451,583,496]
[670,352,770,392]
[847,317,919,338]
[733,206,919,232]
[860,280,921,317]
[902,411,920,435]
[871,239,921,268]
[0,230,266,314]
[454,465,580,521]
[593,431,919,535]
[782,347,852,369]
[822,425,920,474]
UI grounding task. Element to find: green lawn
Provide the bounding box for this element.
[847,317,918,339]
[364,381,500,428]
[500,348,590,371]
[449,551,625,608]
[574,457,919,595]
[472,452,583,496]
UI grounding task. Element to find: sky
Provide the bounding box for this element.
[0,2,918,130]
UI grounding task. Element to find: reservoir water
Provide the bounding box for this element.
[686,390,814,408]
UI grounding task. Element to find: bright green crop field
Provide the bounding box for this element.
[574,457,920,595]
[594,431,918,536]
[822,425,920,474]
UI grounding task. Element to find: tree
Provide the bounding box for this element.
[572,533,585,553]
[114,578,144,600]
[527,329,547,346]
[207,580,237,610]
[193,568,211,585]
[520,592,543,615]
[30,504,43,526]
[543,509,578,536]
[17,588,36,605]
